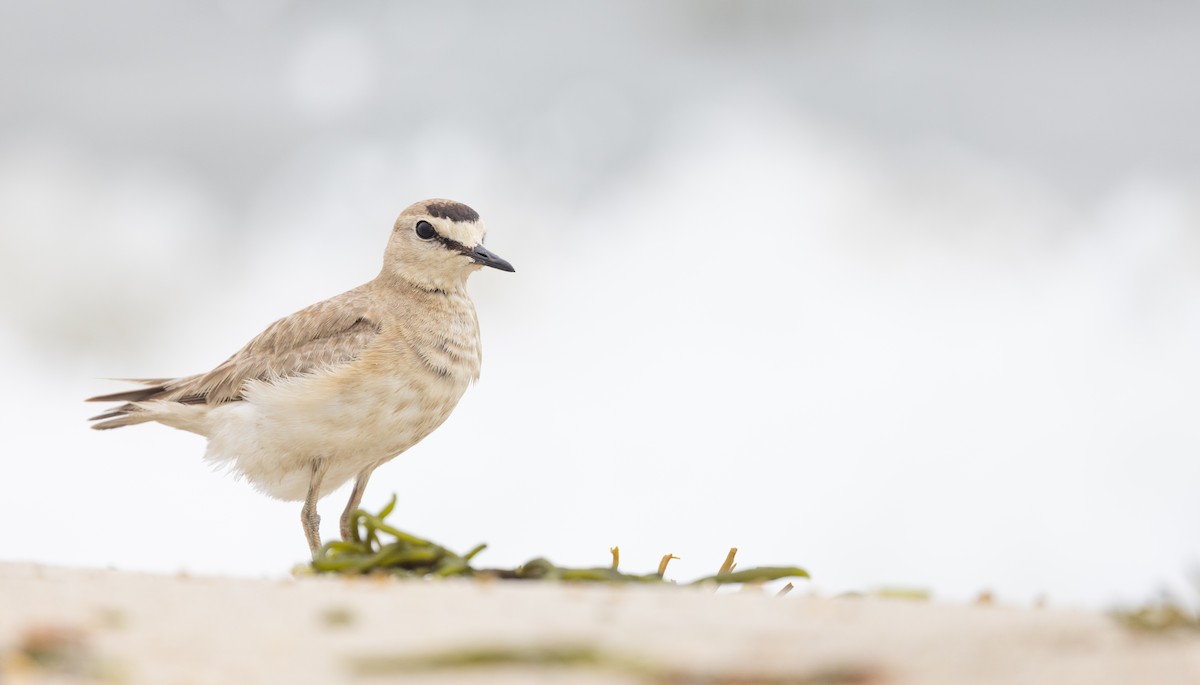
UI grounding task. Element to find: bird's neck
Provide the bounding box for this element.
[375,268,469,297]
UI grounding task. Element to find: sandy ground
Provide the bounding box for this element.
[1,563,1197,685]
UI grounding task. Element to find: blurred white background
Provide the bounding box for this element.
[1,0,1198,608]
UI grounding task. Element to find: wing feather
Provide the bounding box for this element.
[87,287,382,425]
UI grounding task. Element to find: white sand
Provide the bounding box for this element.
[1,563,1197,684]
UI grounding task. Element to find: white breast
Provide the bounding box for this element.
[202,363,471,501]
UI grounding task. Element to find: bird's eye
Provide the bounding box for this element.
[415,220,437,240]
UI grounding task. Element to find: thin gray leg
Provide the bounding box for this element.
[340,467,374,541]
[302,458,328,557]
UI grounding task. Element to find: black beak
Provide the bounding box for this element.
[469,244,515,272]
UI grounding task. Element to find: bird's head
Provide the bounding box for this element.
[382,199,515,292]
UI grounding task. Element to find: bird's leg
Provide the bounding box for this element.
[302,458,329,558]
[340,467,374,541]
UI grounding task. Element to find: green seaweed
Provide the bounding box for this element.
[348,643,876,683]
[1113,601,1200,633]
[310,494,810,586]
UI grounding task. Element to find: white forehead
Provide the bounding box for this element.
[434,216,487,247]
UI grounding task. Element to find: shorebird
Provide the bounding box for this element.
[87,199,514,556]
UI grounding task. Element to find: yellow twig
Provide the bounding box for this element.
[718,548,738,576]
[657,554,679,577]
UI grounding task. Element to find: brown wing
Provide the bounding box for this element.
[88,287,381,425]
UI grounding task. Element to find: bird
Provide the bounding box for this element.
[87,199,514,557]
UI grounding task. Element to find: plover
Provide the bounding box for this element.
[87,199,514,556]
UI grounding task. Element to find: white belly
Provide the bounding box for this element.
[200,367,470,501]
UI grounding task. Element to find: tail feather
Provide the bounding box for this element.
[87,378,174,402]
[90,409,157,430]
[87,379,174,430]
[86,388,165,404]
[87,401,139,420]
[88,375,214,432]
